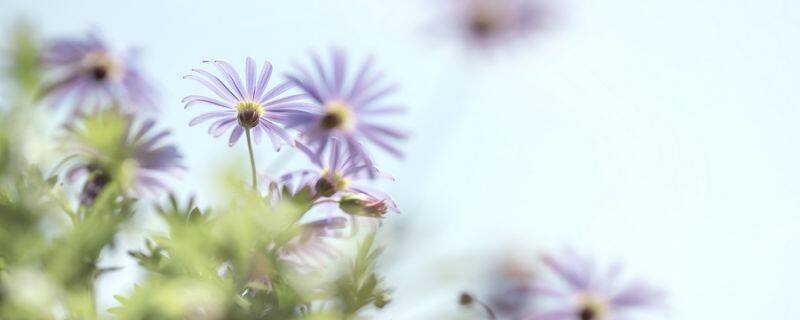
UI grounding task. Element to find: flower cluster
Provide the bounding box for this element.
[183,51,404,217]
[16,28,405,320]
[0,10,671,320]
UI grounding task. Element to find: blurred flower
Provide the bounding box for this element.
[279,140,397,214]
[281,216,349,269]
[529,250,665,320]
[285,49,406,165]
[448,0,554,49]
[183,58,311,149]
[259,182,349,271]
[39,31,157,114]
[486,253,538,317]
[62,109,184,204]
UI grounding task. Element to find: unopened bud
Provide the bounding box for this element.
[339,194,388,218]
[374,293,392,308]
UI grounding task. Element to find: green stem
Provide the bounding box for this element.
[245,128,258,190]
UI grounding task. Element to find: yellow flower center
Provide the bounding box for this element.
[314,168,349,196]
[82,51,123,82]
[576,293,610,320]
[320,101,355,131]
[235,100,265,128]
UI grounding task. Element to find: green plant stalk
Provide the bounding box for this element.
[245,127,258,190]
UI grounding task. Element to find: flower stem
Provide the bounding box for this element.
[245,128,257,190]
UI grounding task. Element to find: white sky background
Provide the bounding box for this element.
[2,0,799,319]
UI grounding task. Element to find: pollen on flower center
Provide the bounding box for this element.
[82,51,123,82]
[235,100,265,129]
[576,294,609,320]
[320,101,354,131]
[314,169,349,196]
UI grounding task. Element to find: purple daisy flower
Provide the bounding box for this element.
[278,140,398,217]
[182,58,309,150]
[528,250,665,320]
[285,49,407,165]
[39,31,157,114]
[448,0,554,49]
[61,109,184,204]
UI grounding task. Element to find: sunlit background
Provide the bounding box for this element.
[2,0,799,319]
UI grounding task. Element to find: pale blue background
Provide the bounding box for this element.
[2,0,798,318]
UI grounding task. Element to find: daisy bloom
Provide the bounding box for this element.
[278,140,398,217]
[285,49,407,166]
[529,250,665,320]
[39,31,157,114]
[183,58,313,189]
[183,58,308,150]
[61,109,184,205]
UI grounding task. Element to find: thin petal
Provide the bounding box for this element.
[353,84,398,109]
[331,48,346,94]
[228,125,244,146]
[296,142,323,168]
[254,60,273,100]
[260,80,295,104]
[182,95,232,109]
[263,93,308,107]
[246,57,256,100]
[189,111,234,126]
[187,69,240,102]
[360,132,404,158]
[183,74,238,104]
[347,56,374,100]
[209,60,246,100]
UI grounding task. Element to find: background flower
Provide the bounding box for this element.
[445,0,555,49]
[530,249,665,320]
[285,49,407,165]
[39,31,157,114]
[61,108,184,202]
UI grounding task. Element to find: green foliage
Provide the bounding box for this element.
[331,233,392,317]
[0,128,132,319]
[122,184,391,319]
[3,20,42,95]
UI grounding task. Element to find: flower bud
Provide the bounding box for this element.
[374,293,392,308]
[339,194,388,218]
